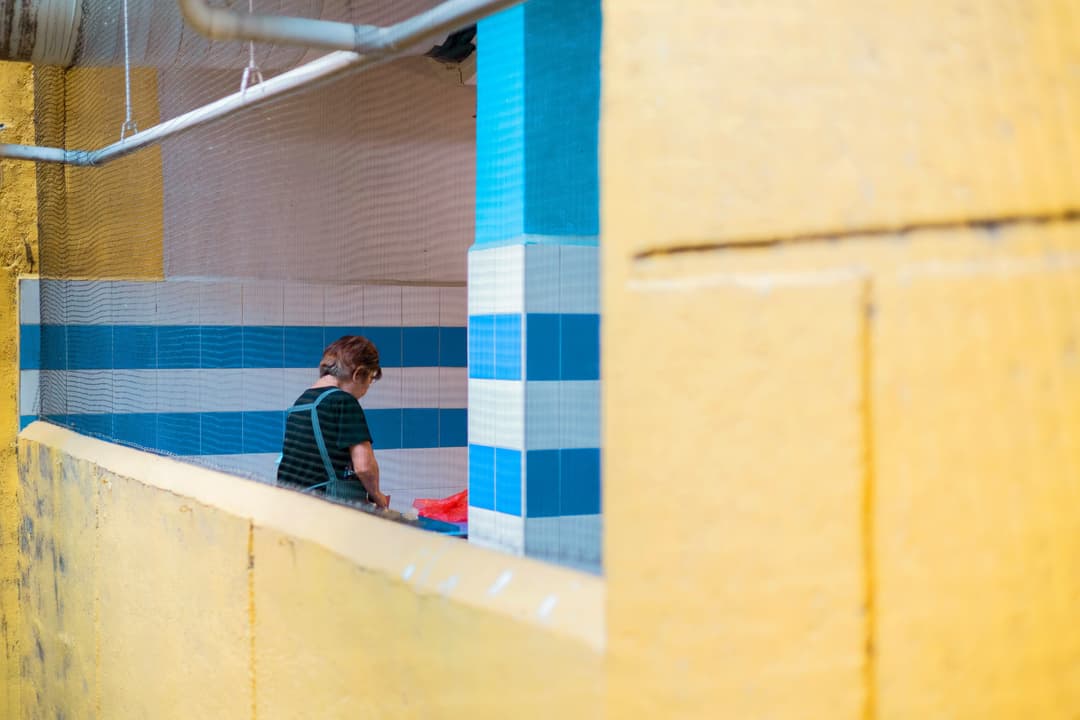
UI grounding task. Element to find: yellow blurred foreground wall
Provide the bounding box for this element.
[16,423,603,718]
[603,1,1080,718]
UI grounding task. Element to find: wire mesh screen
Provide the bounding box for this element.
[26,0,601,572]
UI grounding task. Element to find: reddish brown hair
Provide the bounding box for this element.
[319,336,382,381]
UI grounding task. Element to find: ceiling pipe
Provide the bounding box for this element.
[0,0,521,167]
[178,0,517,54]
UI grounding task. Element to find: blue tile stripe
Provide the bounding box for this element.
[38,408,467,455]
[469,313,599,380]
[24,324,466,371]
[470,443,600,518]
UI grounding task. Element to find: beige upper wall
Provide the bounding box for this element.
[159,60,476,284]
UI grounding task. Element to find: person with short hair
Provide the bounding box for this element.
[277,335,390,508]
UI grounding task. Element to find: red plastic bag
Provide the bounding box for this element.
[412,489,468,523]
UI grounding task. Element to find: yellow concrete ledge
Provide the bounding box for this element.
[19,421,603,649]
[17,422,604,718]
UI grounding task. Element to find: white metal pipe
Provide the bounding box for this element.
[0,0,521,167]
[178,0,520,54]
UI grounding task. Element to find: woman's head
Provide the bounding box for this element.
[319,335,382,398]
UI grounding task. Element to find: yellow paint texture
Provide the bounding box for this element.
[604,1,1080,717]
[16,424,603,718]
[0,60,37,720]
[47,66,163,279]
[604,0,1080,252]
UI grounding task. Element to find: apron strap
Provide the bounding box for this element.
[287,388,342,494]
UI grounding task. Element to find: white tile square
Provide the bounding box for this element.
[495,512,524,554]
[19,278,40,325]
[493,245,525,314]
[156,369,207,413]
[157,281,201,325]
[560,245,600,314]
[559,380,601,449]
[282,368,318,404]
[194,368,245,412]
[242,282,284,325]
[438,367,467,408]
[324,285,363,326]
[524,517,562,559]
[525,381,561,450]
[40,280,66,324]
[66,370,114,414]
[241,368,283,413]
[467,248,497,316]
[468,379,523,449]
[65,281,111,325]
[39,370,68,415]
[111,370,157,414]
[283,284,324,326]
[111,281,159,325]
[200,282,243,325]
[400,367,440,408]
[363,285,402,326]
[559,514,603,568]
[439,286,467,326]
[19,370,40,418]
[524,244,561,313]
[360,369,402,410]
[402,286,440,326]
[467,506,498,546]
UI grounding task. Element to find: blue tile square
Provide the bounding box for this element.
[561,314,600,381]
[41,325,66,371]
[494,447,522,515]
[525,313,560,380]
[469,444,496,510]
[19,415,35,431]
[243,411,285,454]
[114,412,158,449]
[494,315,522,380]
[200,326,241,369]
[364,408,402,450]
[402,408,439,449]
[71,413,113,439]
[403,327,439,367]
[202,412,244,455]
[243,326,284,369]
[439,327,467,367]
[19,324,40,370]
[159,326,201,369]
[560,447,601,515]
[468,315,495,379]
[361,327,402,368]
[157,412,202,455]
[113,325,157,370]
[525,449,560,517]
[283,326,324,368]
[67,326,113,370]
[439,409,467,447]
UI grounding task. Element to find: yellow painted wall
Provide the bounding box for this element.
[17,424,604,718]
[603,1,1080,718]
[0,59,38,720]
[47,66,163,280]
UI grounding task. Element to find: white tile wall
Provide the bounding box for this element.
[524,244,561,313]
[19,370,39,418]
[242,282,285,325]
[559,380,601,449]
[402,286,440,326]
[111,282,159,324]
[439,286,467,326]
[199,282,243,325]
[524,380,561,450]
[559,244,600,314]
[157,282,201,324]
[324,285,363,325]
[363,285,403,325]
[19,278,39,325]
[468,379,524,449]
[283,284,325,326]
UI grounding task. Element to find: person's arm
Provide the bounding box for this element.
[349,441,388,508]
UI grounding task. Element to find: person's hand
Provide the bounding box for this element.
[373,491,391,510]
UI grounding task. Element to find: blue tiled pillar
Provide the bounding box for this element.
[468,0,602,570]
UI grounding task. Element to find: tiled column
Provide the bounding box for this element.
[467,0,602,570]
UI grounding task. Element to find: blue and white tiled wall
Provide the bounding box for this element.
[469,0,602,570]
[467,243,601,569]
[19,277,468,513]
